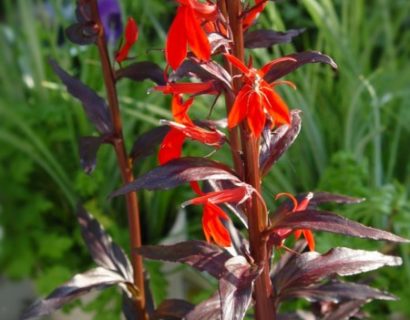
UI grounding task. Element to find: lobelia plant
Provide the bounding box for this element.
[21,0,409,320]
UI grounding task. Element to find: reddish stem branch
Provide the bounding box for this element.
[225,1,275,319]
[88,1,146,319]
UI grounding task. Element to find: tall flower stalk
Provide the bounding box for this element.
[22,1,408,320]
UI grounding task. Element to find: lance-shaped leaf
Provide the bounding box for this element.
[77,206,133,282]
[137,240,232,279]
[79,136,105,174]
[65,22,98,45]
[271,209,409,243]
[245,28,305,49]
[322,300,367,320]
[272,247,402,298]
[116,61,166,85]
[260,110,302,176]
[219,256,261,320]
[186,256,261,320]
[170,58,232,89]
[281,280,396,303]
[111,157,239,196]
[49,59,112,134]
[152,299,195,320]
[263,51,338,84]
[129,125,170,163]
[21,267,126,320]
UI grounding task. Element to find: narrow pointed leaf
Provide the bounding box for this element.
[137,240,232,279]
[21,267,125,320]
[77,206,133,281]
[79,136,104,174]
[186,294,221,320]
[152,299,195,320]
[282,280,397,302]
[263,51,338,83]
[260,110,302,176]
[116,61,166,85]
[111,157,239,196]
[272,209,409,243]
[323,300,367,320]
[272,247,402,297]
[49,59,112,134]
[129,125,170,163]
[245,29,305,49]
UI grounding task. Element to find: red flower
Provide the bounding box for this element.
[158,95,225,164]
[202,202,231,247]
[243,0,268,30]
[154,81,217,96]
[274,192,315,251]
[224,53,296,137]
[115,17,139,63]
[166,0,216,69]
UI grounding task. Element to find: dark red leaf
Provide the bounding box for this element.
[282,280,396,303]
[79,136,104,174]
[49,59,112,134]
[263,51,338,83]
[260,110,302,176]
[245,28,305,49]
[322,300,367,320]
[272,209,409,243]
[21,267,125,320]
[152,299,195,320]
[77,206,133,282]
[136,240,232,279]
[272,247,402,298]
[129,125,170,163]
[110,157,239,196]
[185,256,260,320]
[116,61,166,85]
[65,22,98,45]
[170,58,232,90]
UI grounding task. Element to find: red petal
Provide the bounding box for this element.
[171,95,194,124]
[247,91,266,137]
[202,203,231,247]
[294,230,302,240]
[115,43,132,63]
[224,54,250,75]
[275,192,298,211]
[156,81,215,95]
[261,84,291,125]
[243,0,268,30]
[190,181,203,196]
[158,128,186,164]
[228,86,252,129]
[303,229,315,251]
[296,192,314,211]
[184,6,211,62]
[187,0,217,20]
[125,17,139,45]
[166,7,188,69]
[184,187,248,207]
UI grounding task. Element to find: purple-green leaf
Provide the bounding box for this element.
[111,157,239,196]
[272,247,402,298]
[65,22,98,45]
[79,136,105,174]
[260,110,302,176]
[136,240,232,279]
[77,206,133,282]
[49,59,112,134]
[129,125,170,163]
[152,299,195,320]
[263,51,338,83]
[21,267,125,320]
[272,209,409,243]
[116,61,166,85]
[245,28,305,49]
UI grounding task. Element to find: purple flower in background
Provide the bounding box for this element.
[97,0,123,43]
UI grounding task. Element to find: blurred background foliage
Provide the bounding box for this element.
[0,0,409,319]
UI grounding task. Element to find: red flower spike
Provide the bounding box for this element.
[166,1,215,69]
[224,53,295,137]
[115,17,139,63]
[274,192,315,251]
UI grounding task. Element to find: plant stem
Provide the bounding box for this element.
[225,1,275,319]
[88,1,146,319]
